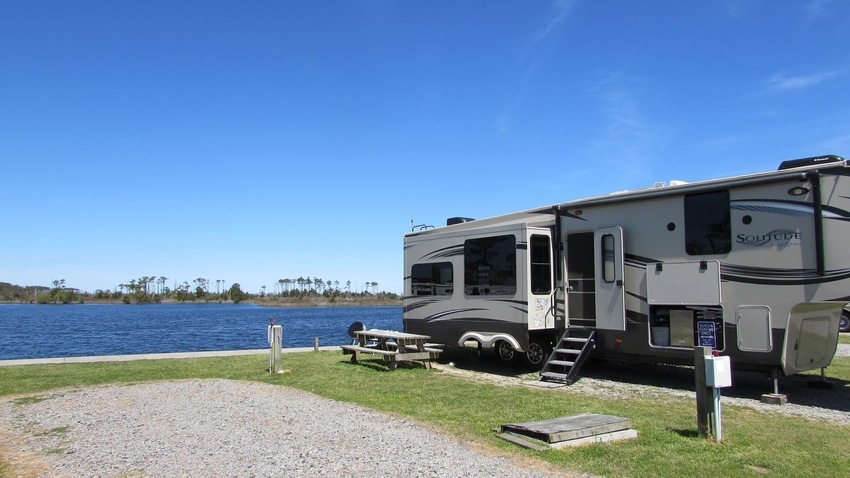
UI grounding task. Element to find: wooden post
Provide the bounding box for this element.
[694,346,713,438]
[269,325,283,373]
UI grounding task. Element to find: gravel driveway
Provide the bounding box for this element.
[0,380,576,478]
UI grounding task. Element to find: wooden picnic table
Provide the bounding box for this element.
[340,329,441,370]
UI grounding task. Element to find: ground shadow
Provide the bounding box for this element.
[433,346,850,412]
[667,428,700,438]
[339,357,429,372]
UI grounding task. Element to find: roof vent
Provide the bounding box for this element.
[778,155,844,170]
[447,217,475,226]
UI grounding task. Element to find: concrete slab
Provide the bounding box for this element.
[760,393,788,405]
[548,429,639,449]
[522,380,566,388]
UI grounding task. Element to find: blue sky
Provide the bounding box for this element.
[1,1,849,295]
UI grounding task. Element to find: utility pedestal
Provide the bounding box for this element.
[695,346,731,443]
[268,320,283,374]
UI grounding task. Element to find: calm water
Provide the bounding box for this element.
[0,303,402,360]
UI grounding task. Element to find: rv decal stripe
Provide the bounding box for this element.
[487,299,528,306]
[421,308,487,322]
[403,300,443,313]
[722,273,850,285]
[721,264,850,285]
[721,264,822,277]
[624,253,660,267]
[420,245,464,261]
[731,200,812,217]
[731,199,850,220]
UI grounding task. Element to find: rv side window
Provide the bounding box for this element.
[411,262,453,296]
[684,190,731,255]
[464,235,517,296]
[601,234,616,282]
[530,235,552,294]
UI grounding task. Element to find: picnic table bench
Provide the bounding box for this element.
[340,329,441,370]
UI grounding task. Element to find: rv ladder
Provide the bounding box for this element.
[540,329,596,385]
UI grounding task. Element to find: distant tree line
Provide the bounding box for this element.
[0,282,50,303]
[0,276,397,305]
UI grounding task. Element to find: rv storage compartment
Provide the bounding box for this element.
[670,310,695,347]
[650,309,670,346]
[650,306,724,350]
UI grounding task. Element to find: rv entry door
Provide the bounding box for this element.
[595,227,626,331]
[528,230,555,330]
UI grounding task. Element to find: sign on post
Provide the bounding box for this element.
[697,321,716,349]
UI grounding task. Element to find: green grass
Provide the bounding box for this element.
[839,333,850,345]
[2,353,849,478]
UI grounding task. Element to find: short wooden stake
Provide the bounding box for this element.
[314,337,319,352]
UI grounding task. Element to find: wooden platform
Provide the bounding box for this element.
[499,413,637,449]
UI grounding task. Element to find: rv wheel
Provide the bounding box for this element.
[523,341,547,368]
[840,309,850,333]
[495,340,519,365]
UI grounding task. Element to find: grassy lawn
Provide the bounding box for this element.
[2,352,849,478]
[839,333,850,345]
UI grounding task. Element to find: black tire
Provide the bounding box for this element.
[523,340,548,369]
[840,310,850,333]
[495,340,519,366]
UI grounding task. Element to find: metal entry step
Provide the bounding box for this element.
[539,328,595,385]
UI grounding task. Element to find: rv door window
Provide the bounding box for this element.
[464,235,517,296]
[530,234,552,294]
[684,190,731,255]
[601,234,616,283]
[411,262,453,296]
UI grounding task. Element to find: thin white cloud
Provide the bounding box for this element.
[763,69,841,94]
[805,0,832,19]
[581,72,668,179]
[497,0,576,134]
[719,0,758,19]
[531,0,577,46]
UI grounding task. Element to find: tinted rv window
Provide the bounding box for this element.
[685,190,731,255]
[464,235,516,296]
[411,262,453,296]
[530,235,552,294]
[601,234,616,283]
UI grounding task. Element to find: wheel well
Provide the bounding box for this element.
[458,332,523,351]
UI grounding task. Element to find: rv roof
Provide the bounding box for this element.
[407,154,846,237]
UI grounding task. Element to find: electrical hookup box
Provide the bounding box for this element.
[704,355,732,388]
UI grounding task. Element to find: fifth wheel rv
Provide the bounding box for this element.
[403,155,850,384]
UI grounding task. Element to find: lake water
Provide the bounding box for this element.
[0,303,402,360]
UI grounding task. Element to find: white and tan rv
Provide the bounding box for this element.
[403,155,850,384]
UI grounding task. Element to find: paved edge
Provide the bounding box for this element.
[0,346,340,367]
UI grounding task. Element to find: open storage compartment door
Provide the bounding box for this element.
[646,260,721,306]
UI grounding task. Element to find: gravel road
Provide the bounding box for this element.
[0,380,576,478]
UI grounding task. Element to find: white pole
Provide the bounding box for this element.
[713,388,722,443]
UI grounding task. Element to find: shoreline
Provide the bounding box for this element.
[0,298,403,307]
